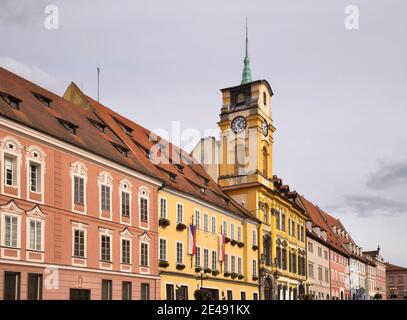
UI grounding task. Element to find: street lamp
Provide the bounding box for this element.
[196,269,208,289]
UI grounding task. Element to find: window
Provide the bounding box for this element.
[58,118,78,135]
[237,257,242,274]
[176,285,188,300]
[3,272,21,300]
[121,191,130,217]
[33,92,52,107]
[276,210,281,230]
[160,198,167,219]
[253,293,259,300]
[253,260,257,277]
[222,221,228,236]
[230,224,235,240]
[231,256,236,273]
[74,176,84,205]
[28,220,42,251]
[308,263,314,279]
[140,242,149,267]
[241,292,246,300]
[204,249,209,268]
[176,203,183,223]
[122,282,132,300]
[4,155,17,186]
[318,266,323,281]
[29,163,41,192]
[318,247,322,257]
[121,239,131,264]
[224,254,229,272]
[73,229,85,258]
[101,280,112,300]
[281,212,286,231]
[101,235,111,261]
[141,283,150,300]
[227,290,233,300]
[176,242,183,265]
[203,213,209,232]
[308,241,313,253]
[211,216,216,234]
[263,92,267,106]
[325,269,329,283]
[324,250,328,260]
[159,238,167,261]
[195,210,201,229]
[1,93,21,109]
[140,197,148,222]
[262,147,268,177]
[166,284,175,300]
[3,215,18,248]
[195,247,201,266]
[252,229,257,245]
[212,251,217,270]
[237,226,242,242]
[27,273,42,300]
[101,185,111,211]
[282,248,287,270]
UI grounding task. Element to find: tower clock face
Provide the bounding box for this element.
[231,116,247,134]
[262,120,268,137]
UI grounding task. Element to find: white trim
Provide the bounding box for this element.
[0,118,161,187]
[0,136,23,199]
[71,222,88,266]
[26,217,45,252]
[25,145,46,204]
[175,240,184,265]
[119,179,132,225]
[176,202,184,223]
[138,186,150,230]
[203,212,209,232]
[70,161,88,215]
[159,236,168,261]
[159,197,168,219]
[98,171,113,221]
[0,259,161,280]
[0,201,23,249]
[99,227,113,269]
[139,240,150,272]
[210,215,216,234]
[120,236,132,271]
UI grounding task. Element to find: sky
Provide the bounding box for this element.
[1,0,406,266]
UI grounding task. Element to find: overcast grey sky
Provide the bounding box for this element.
[1,0,406,266]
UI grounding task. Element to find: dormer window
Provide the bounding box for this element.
[263,92,267,106]
[33,92,52,107]
[114,117,133,136]
[1,93,21,110]
[57,118,78,135]
[88,118,106,133]
[111,142,129,157]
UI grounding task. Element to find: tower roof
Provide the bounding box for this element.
[241,18,253,84]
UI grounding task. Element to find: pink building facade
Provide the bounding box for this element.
[0,68,160,300]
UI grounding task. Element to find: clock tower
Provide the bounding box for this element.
[217,23,276,191]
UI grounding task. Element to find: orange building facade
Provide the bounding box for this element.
[0,68,161,300]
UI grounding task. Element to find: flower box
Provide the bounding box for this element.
[231,240,238,246]
[238,242,245,248]
[238,274,244,280]
[176,223,187,231]
[212,270,219,276]
[224,272,231,277]
[159,218,170,227]
[176,264,186,270]
[195,266,203,273]
[231,272,238,279]
[204,267,212,274]
[252,245,259,251]
[159,260,169,268]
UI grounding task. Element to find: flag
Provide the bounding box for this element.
[188,224,196,255]
[219,234,225,261]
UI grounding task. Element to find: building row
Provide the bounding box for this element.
[0,51,403,300]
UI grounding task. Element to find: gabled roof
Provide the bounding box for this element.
[0,67,158,180]
[297,195,350,256]
[64,83,257,221]
[386,263,407,272]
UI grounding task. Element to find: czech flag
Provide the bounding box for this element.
[219,234,226,261]
[188,224,197,255]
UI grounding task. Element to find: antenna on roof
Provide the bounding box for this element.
[97,59,100,102]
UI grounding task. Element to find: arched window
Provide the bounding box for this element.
[262,147,268,177]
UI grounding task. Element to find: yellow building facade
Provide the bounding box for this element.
[216,77,308,300]
[157,188,260,300]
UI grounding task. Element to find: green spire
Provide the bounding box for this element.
[241,17,252,84]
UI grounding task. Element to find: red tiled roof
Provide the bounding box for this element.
[297,195,350,256]
[65,84,257,220]
[386,263,407,272]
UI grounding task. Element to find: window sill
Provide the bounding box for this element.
[72,256,87,259]
[27,249,44,253]
[0,245,21,250]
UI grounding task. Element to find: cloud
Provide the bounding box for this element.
[0,57,59,92]
[0,0,47,28]
[340,194,406,218]
[366,161,407,190]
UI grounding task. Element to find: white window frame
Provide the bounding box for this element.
[237,226,242,242]
[211,250,217,270]
[26,218,44,251]
[138,186,150,230]
[99,228,113,266]
[71,221,88,264]
[194,209,201,229]
[176,202,184,223]
[231,255,236,273]
[1,136,22,198]
[252,229,257,246]
[195,246,201,267]
[222,220,228,237]
[203,212,209,232]
[252,259,257,277]
[159,197,167,219]
[119,179,132,225]
[230,224,235,240]
[70,161,88,214]
[211,216,216,234]
[98,171,113,220]
[176,241,184,265]
[1,211,21,249]
[25,145,46,204]
[203,248,209,268]
[140,241,150,267]
[237,256,242,274]
[159,237,168,261]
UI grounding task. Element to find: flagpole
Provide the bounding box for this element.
[190,214,194,269]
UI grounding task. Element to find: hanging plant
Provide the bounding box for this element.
[176,223,187,231]
[224,272,231,277]
[176,264,186,270]
[204,267,212,274]
[231,240,238,246]
[212,269,219,276]
[159,218,170,227]
[231,272,238,279]
[159,260,169,268]
[238,274,244,280]
[238,242,245,248]
[252,276,259,281]
[252,245,259,251]
[195,266,203,273]
[225,237,231,244]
